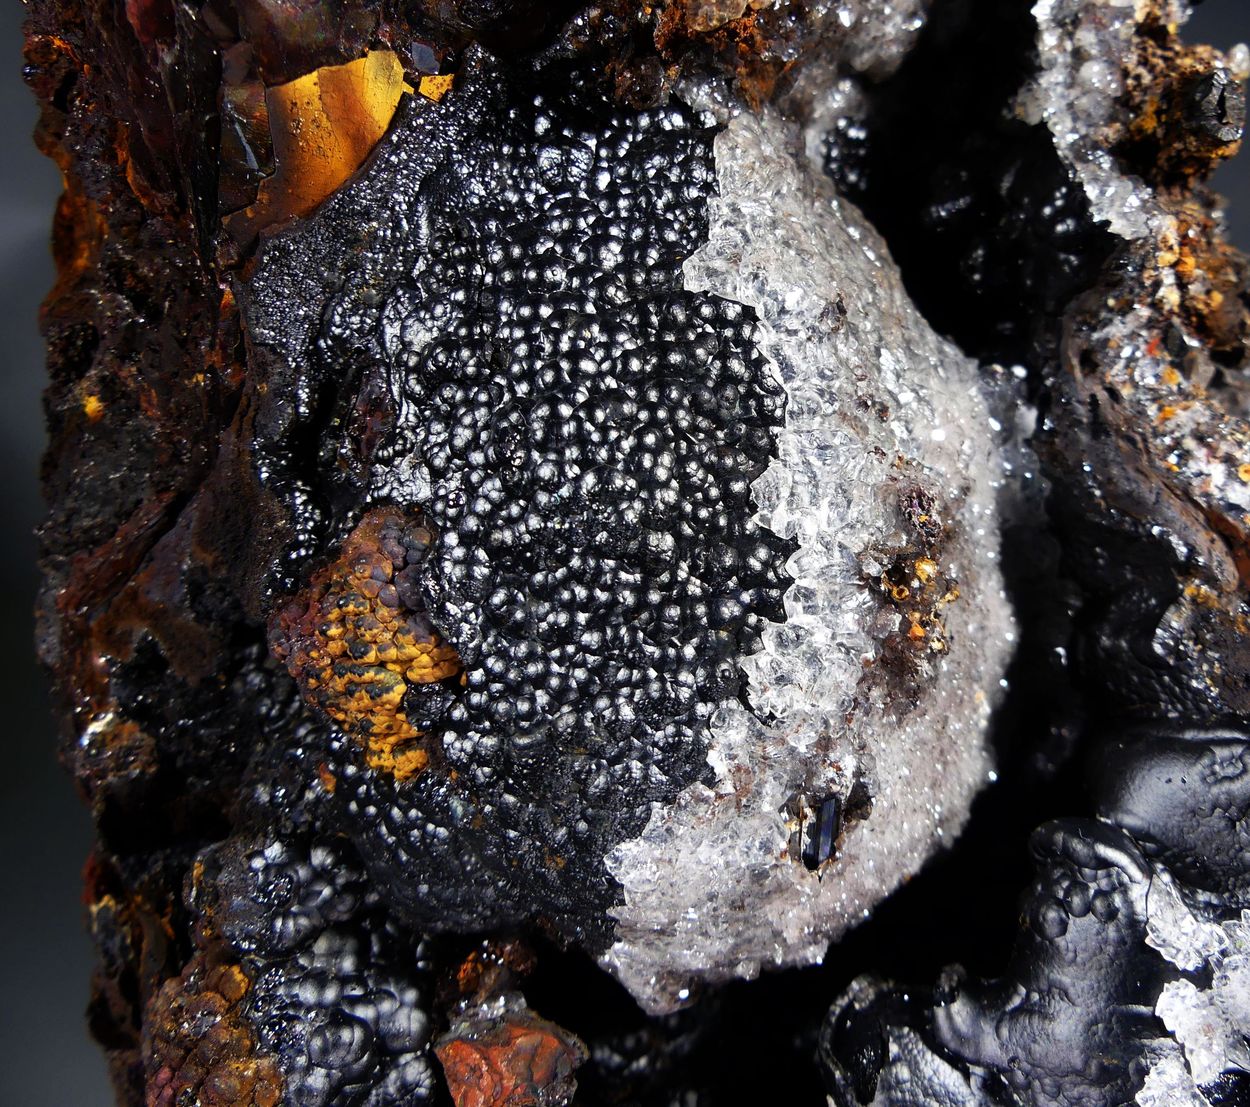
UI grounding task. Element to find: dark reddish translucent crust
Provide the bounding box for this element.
[21,4,536,1101]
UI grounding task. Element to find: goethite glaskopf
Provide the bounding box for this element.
[26,0,1249,1103]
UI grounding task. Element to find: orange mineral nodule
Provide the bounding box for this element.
[271,507,460,781]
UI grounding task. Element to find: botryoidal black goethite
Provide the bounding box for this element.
[26,0,1250,1103]
[251,66,795,945]
[186,834,438,1106]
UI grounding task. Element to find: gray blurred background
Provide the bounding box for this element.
[1,0,109,1103]
[1,2,1245,1103]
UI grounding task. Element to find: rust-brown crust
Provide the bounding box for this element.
[436,1020,586,1107]
[83,854,183,1104]
[653,0,795,106]
[434,940,586,1107]
[143,946,283,1107]
[1116,8,1245,187]
[564,0,859,110]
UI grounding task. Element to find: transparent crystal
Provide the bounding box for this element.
[1021,0,1189,240]
[1145,869,1250,1090]
[601,109,1015,1012]
[1136,1043,1213,1107]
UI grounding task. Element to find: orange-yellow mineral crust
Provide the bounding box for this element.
[144,950,283,1107]
[271,507,460,781]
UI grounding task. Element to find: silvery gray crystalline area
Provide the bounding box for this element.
[21,0,1250,1103]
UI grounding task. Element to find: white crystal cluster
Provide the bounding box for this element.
[1019,0,1180,239]
[831,0,931,77]
[1135,1043,1217,1107]
[1145,872,1250,1094]
[1022,0,1249,241]
[601,110,1015,1012]
[1146,871,1230,972]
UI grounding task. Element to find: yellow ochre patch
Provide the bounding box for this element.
[271,508,460,782]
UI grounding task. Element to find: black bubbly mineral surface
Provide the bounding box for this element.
[198,835,438,1106]
[249,62,793,945]
[24,0,1250,1102]
[823,0,1116,367]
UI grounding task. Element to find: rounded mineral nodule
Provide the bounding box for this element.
[249,63,1014,1012]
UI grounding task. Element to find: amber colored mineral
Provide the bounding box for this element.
[271,508,461,780]
[224,49,411,243]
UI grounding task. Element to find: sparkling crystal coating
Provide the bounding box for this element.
[603,108,1015,1011]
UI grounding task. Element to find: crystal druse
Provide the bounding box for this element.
[605,106,1012,1008]
[248,50,1013,1012]
[23,0,1250,1103]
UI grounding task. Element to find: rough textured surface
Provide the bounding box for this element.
[436,1001,586,1107]
[820,1,1250,1103]
[247,66,797,948]
[192,834,439,1106]
[23,0,1250,1102]
[549,0,935,108]
[604,106,1012,1010]
[272,508,462,780]
[144,951,284,1107]
[242,45,1011,1005]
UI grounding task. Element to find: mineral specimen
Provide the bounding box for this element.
[604,105,1012,1008]
[435,943,588,1107]
[233,40,1015,1013]
[820,1,1250,1104]
[248,67,800,954]
[23,0,1249,1103]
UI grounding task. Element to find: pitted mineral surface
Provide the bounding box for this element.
[603,108,1014,1010]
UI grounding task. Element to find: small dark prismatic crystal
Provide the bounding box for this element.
[23,0,1250,1104]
